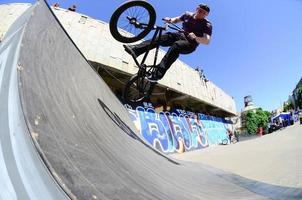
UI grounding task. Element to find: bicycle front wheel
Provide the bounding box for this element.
[123,74,155,104]
[109,0,156,43]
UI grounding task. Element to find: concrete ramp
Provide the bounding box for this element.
[1,0,301,199]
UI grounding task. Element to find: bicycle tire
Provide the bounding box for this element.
[123,74,155,104]
[110,0,156,43]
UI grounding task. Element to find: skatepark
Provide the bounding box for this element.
[0,1,302,199]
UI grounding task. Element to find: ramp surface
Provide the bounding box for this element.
[5,0,302,199]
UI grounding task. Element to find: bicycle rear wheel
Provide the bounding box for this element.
[123,74,155,104]
[110,0,156,43]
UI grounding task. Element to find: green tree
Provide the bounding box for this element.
[245,111,258,134]
[245,108,270,134]
[256,108,269,130]
[283,101,294,112]
[297,86,302,109]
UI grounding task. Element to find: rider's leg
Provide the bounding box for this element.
[124,32,178,57]
[149,40,197,81]
[123,44,138,58]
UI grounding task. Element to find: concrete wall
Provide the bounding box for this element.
[0,3,236,115]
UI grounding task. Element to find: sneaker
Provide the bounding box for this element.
[123,44,137,59]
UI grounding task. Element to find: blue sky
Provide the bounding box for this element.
[2,0,302,112]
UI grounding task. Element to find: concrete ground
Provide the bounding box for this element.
[171,122,302,188]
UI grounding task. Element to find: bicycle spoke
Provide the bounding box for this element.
[137,78,146,95]
[144,82,151,93]
[127,78,143,101]
[141,79,150,93]
[137,7,149,23]
[110,0,156,43]
[116,6,150,39]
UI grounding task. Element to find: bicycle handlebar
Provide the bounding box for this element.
[160,18,186,33]
[128,16,186,34]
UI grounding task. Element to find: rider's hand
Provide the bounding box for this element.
[163,17,171,23]
[188,32,197,41]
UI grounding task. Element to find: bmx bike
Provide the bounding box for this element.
[109,0,184,104]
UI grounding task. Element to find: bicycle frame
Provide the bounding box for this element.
[129,20,185,75]
[131,25,166,73]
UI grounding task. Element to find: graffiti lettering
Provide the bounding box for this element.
[126,105,232,154]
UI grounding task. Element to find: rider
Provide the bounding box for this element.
[123,3,212,82]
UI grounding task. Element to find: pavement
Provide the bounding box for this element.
[171,122,302,188]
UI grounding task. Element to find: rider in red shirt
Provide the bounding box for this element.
[124,4,212,82]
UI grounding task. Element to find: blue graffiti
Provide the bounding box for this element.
[136,107,171,152]
[126,106,230,154]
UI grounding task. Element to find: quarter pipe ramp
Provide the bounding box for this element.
[1,0,301,199]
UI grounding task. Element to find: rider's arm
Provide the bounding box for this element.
[164,16,182,23]
[195,33,211,45]
[190,20,212,45]
[165,12,192,24]
[169,16,182,23]
[187,32,211,45]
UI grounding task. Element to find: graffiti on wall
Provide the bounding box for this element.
[126,105,232,154]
